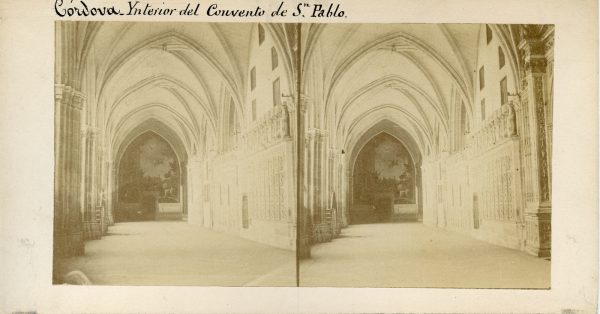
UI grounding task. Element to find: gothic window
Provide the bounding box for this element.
[479,66,485,90]
[258,24,265,45]
[252,99,257,121]
[250,67,256,91]
[272,77,280,107]
[480,99,486,121]
[271,46,278,70]
[500,76,508,105]
[498,47,505,69]
[486,25,493,44]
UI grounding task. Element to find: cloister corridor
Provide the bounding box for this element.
[299,222,550,288]
[57,221,296,286]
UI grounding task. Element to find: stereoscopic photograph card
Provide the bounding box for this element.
[0,0,597,313]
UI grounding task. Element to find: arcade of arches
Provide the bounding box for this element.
[54,22,299,285]
[297,24,553,286]
[54,22,553,287]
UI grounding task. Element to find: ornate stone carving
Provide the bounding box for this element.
[55,84,85,110]
[518,25,547,90]
[506,103,517,137]
[280,103,291,137]
[469,103,518,152]
[544,36,554,58]
[534,77,550,202]
[524,58,547,75]
[241,104,292,153]
[525,212,551,257]
[520,25,547,40]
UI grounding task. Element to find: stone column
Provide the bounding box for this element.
[543,28,554,198]
[79,127,87,232]
[306,130,314,222]
[83,127,101,239]
[298,95,311,258]
[97,145,108,235]
[54,84,86,261]
[105,159,115,226]
[308,129,330,242]
[338,152,347,228]
[327,148,335,230]
[91,129,101,238]
[314,130,325,221]
[329,148,343,234]
[416,165,423,221]
[186,158,204,224]
[80,127,91,240]
[519,25,552,257]
[344,150,353,226]
[181,160,188,220]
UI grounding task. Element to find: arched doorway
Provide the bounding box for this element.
[349,132,419,224]
[115,131,183,222]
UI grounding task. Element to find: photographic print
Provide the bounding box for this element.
[54,22,555,289]
[3,0,596,312]
[53,21,298,286]
[297,23,554,288]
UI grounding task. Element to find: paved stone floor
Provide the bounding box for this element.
[59,221,296,286]
[299,222,550,288]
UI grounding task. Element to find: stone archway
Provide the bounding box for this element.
[350,132,419,224]
[115,131,184,222]
[346,120,424,225]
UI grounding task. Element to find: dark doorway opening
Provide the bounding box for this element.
[115,132,182,222]
[350,132,418,224]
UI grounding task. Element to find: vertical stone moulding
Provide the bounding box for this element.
[519,25,552,258]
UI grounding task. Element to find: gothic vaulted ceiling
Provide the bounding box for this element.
[63,22,294,161]
[301,24,492,157]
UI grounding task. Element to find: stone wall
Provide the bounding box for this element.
[201,104,297,250]
[421,103,525,250]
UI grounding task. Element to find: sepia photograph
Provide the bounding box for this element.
[53,21,298,286]
[1,0,596,312]
[297,23,554,288]
[55,21,555,289]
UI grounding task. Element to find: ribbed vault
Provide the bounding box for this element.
[301,23,520,158]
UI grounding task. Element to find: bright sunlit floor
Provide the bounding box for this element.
[58,221,296,286]
[299,222,550,288]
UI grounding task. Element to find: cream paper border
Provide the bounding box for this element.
[0,0,597,312]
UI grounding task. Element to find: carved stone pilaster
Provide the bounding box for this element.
[242,104,293,153]
[525,212,551,257]
[518,25,552,257]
